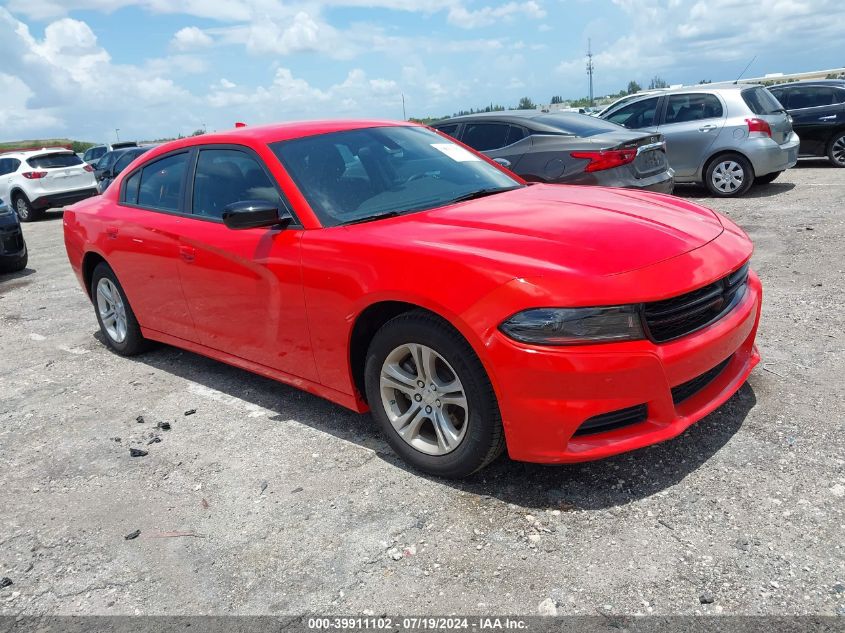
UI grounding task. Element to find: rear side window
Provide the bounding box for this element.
[605,97,660,129]
[507,125,527,144]
[192,149,282,219]
[462,123,511,151]
[538,113,629,137]
[741,88,783,115]
[86,147,106,161]
[0,158,21,175]
[435,124,459,138]
[664,93,723,123]
[137,153,189,212]
[779,87,845,109]
[123,171,141,204]
[27,153,83,169]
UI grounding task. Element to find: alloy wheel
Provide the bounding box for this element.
[96,277,128,344]
[379,343,469,456]
[711,160,745,193]
[15,198,29,221]
[832,135,845,166]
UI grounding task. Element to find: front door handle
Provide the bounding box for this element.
[179,245,196,263]
[699,124,717,132]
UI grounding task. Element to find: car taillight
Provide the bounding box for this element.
[22,171,48,179]
[570,148,637,172]
[83,164,94,172]
[746,118,772,137]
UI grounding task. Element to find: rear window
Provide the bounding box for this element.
[27,153,84,169]
[536,113,628,137]
[741,88,783,115]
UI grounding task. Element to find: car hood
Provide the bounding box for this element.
[375,184,724,277]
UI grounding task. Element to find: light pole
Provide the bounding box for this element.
[115,128,120,142]
[401,93,406,120]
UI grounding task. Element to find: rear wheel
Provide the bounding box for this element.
[756,171,783,185]
[364,311,504,478]
[90,262,147,356]
[827,131,845,167]
[704,153,754,197]
[14,194,41,222]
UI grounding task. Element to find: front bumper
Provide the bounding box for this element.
[745,132,800,177]
[489,270,762,464]
[31,187,98,211]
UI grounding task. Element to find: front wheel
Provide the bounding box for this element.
[90,262,148,356]
[705,154,754,197]
[827,132,845,167]
[364,311,504,478]
[14,194,41,222]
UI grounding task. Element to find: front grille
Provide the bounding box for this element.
[671,355,733,405]
[573,404,648,437]
[643,263,749,343]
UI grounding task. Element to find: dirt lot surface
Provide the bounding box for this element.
[1,162,843,617]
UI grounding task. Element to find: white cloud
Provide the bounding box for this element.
[447,1,545,28]
[171,26,213,51]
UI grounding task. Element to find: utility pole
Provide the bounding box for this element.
[115,128,120,142]
[401,93,406,120]
[586,39,594,107]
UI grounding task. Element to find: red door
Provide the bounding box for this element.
[173,147,318,382]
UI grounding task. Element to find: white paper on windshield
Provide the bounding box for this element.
[430,143,481,162]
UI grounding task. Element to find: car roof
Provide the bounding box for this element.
[0,148,76,159]
[767,79,845,88]
[433,110,600,126]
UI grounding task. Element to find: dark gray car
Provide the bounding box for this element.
[432,111,674,193]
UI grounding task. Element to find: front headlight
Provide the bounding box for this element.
[499,306,644,345]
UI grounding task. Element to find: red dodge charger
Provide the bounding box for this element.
[63,120,761,478]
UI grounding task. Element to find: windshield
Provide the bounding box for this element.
[270,125,521,227]
[536,113,627,137]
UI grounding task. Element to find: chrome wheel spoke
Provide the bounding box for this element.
[382,362,418,396]
[432,408,462,452]
[96,278,128,344]
[393,404,425,437]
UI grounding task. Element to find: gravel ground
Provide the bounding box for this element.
[0,161,843,617]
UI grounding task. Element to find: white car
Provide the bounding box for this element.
[0,148,98,222]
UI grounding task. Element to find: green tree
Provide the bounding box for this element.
[516,96,536,110]
[550,95,564,104]
[190,129,205,137]
[627,80,641,94]
[698,79,712,84]
[648,76,668,89]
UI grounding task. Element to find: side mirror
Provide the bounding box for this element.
[493,157,512,169]
[96,170,110,181]
[221,200,292,230]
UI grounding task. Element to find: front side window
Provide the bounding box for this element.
[462,123,511,151]
[137,153,189,212]
[664,93,723,124]
[0,158,20,175]
[192,149,283,219]
[606,97,659,129]
[435,124,459,138]
[783,87,845,109]
[27,153,84,169]
[271,126,520,227]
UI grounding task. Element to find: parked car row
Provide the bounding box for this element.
[0,197,27,273]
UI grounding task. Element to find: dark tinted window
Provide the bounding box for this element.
[0,158,20,175]
[272,126,519,227]
[435,124,459,138]
[605,97,659,128]
[462,123,511,151]
[781,86,845,109]
[97,151,119,170]
[507,125,527,144]
[192,149,281,219]
[664,93,723,123]
[537,113,628,136]
[137,153,188,212]
[123,171,141,204]
[27,153,83,169]
[741,88,783,115]
[114,149,149,176]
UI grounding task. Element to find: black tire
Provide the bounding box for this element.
[704,153,755,197]
[13,194,41,222]
[0,248,27,274]
[756,171,783,185]
[827,131,845,167]
[90,262,148,356]
[364,311,505,478]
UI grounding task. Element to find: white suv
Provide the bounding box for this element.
[0,148,98,222]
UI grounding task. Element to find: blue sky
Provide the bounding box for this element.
[1,0,843,142]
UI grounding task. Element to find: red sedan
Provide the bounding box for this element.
[63,120,761,478]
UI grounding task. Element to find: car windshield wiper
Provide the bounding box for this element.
[340,211,402,226]
[448,186,521,204]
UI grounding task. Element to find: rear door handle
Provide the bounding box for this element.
[819,115,837,121]
[179,245,196,263]
[699,124,717,132]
